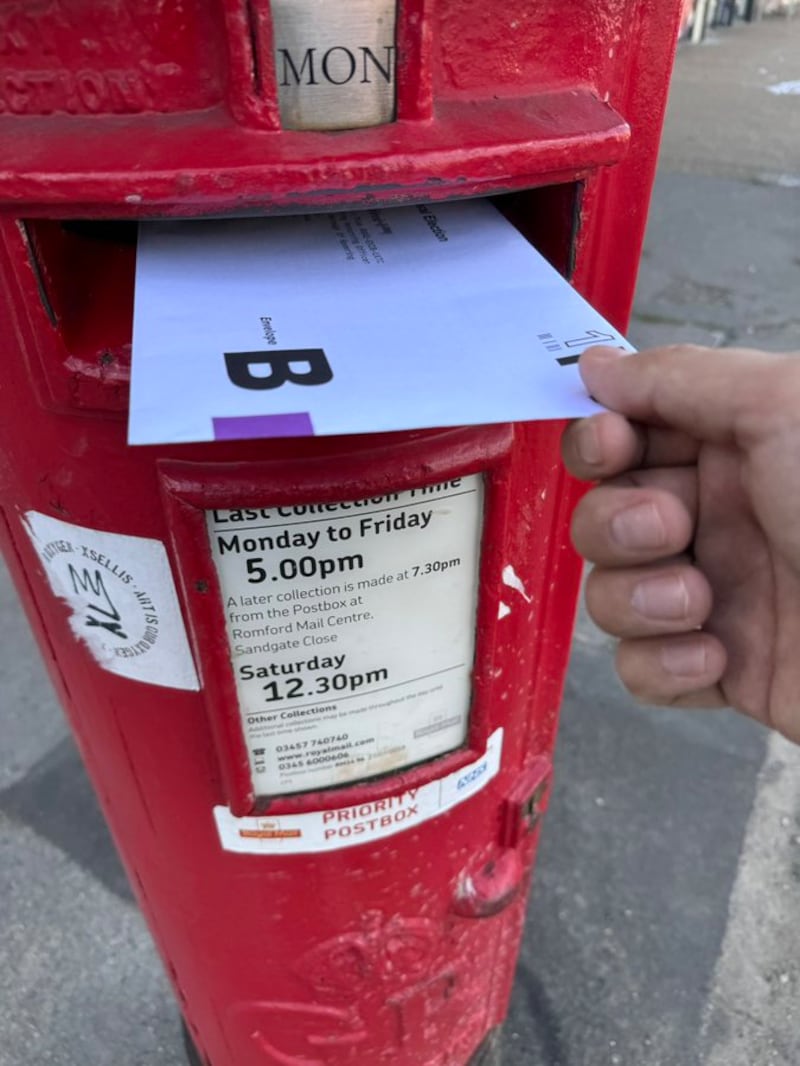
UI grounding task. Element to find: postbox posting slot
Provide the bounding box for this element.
[15,183,582,416]
[18,219,135,414]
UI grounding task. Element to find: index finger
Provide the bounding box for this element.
[579,344,796,446]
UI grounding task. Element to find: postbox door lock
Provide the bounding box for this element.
[501,757,553,850]
[451,757,553,919]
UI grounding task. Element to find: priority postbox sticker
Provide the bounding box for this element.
[214,727,503,855]
[23,511,199,691]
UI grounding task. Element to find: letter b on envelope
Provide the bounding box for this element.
[224,349,334,390]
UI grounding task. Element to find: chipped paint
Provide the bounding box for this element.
[502,564,531,603]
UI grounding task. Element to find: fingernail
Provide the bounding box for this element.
[575,421,603,466]
[610,503,667,550]
[661,640,708,677]
[631,575,689,620]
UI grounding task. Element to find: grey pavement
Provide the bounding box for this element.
[2,14,800,1066]
[658,17,800,187]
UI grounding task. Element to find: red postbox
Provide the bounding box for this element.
[0,3,683,1064]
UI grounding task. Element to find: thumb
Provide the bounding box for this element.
[579,345,796,443]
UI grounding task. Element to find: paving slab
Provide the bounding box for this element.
[632,172,800,353]
[659,17,800,185]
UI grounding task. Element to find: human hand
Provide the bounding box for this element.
[561,344,800,742]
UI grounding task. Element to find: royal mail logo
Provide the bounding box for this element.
[239,819,302,840]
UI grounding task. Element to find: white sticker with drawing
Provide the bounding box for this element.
[23,511,199,690]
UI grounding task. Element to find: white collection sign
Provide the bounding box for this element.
[214,727,503,855]
[207,475,483,795]
[23,512,199,690]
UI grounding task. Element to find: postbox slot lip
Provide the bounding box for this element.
[0,88,629,215]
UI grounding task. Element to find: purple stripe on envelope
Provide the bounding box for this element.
[212,413,315,440]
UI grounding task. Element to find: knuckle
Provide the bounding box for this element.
[583,570,617,628]
[615,643,665,704]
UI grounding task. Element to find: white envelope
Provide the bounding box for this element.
[130,198,631,445]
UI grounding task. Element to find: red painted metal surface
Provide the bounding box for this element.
[0,2,683,1063]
